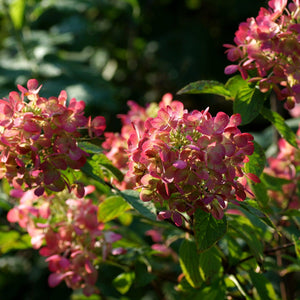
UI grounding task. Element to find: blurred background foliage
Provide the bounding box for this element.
[0,0,265,299]
[0,0,263,129]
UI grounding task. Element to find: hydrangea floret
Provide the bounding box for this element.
[103,93,173,189]
[264,126,300,209]
[0,79,106,195]
[7,186,122,296]
[126,101,259,225]
[224,0,300,109]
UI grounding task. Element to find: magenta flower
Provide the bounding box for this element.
[264,126,300,209]
[224,0,300,109]
[127,102,258,225]
[103,93,174,189]
[7,186,122,296]
[0,79,106,195]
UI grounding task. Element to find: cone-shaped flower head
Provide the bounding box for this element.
[127,102,258,225]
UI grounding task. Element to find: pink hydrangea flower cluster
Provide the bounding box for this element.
[264,127,300,209]
[0,79,106,195]
[224,0,300,109]
[126,101,259,224]
[103,93,173,189]
[7,186,122,296]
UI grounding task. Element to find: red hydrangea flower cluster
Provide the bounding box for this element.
[103,93,173,189]
[0,79,106,195]
[264,127,300,209]
[224,0,300,109]
[7,186,122,296]
[126,101,259,225]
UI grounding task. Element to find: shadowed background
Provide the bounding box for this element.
[0,1,264,299]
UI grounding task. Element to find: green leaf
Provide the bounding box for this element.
[260,106,298,148]
[78,141,103,153]
[248,181,270,207]
[225,75,248,99]
[71,294,101,300]
[234,85,267,125]
[177,80,231,99]
[260,173,292,191]
[183,279,226,300]
[229,215,263,262]
[193,209,227,253]
[81,154,123,188]
[239,200,276,230]
[194,281,226,300]
[98,195,131,223]
[222,235,242,267]
[293,235,300,259]
[113,272,135,294]
[244,141,266,177]
[249,270,278,300]
[198,246,222,283]
[9,0,26,30]
[81,160,106,183]
[119,190,157,221]
[0,231,31,254]
[0,195,11,211]
[94,153,124,182]
[281,209,300,217]
[228,274,252,300]
[179,239,202,288]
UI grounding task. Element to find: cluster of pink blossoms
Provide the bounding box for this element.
[0,79,106,195]
[264,127,300,209]
[103,93,173,189]
[7,186,122,296]
[126,100,259,225]
[224,0,300,109]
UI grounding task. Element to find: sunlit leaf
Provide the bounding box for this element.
[113,272,135,294]
[119,190,157,221]
[244,141,266,177]
[293,235,300,259]
[194,209,227,252]
[71,293,101,300]
[185,279,226,300]
[78,141,103,153]
[81,161,111,194]
[248,181,270,207]
[260,106,298,148]
[93,154,124,182]
[234,85,267,125]
[9,0,26,30]
[198,246,222,282]
[260,172,292,191]
[228,274,252,300]
[179,239,202,288]
[225,75,248,99]
[98,195,131,223]
[229,215,263,262]
[0,231,31,254]
[177,80,231,99]
[249,270,278,300]
[239,200,276,230]
[81,154,124,185]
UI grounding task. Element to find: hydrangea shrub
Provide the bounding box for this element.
[1,0,300,299]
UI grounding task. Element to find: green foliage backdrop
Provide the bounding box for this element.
[0,0,261,125]
[2,1,296,300]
